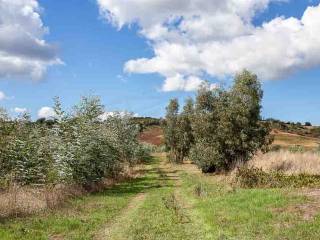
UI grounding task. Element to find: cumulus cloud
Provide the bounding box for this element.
[98,0,320,91]
[14,107,28,114]
[0,0,62,80]
[37,106,56,119]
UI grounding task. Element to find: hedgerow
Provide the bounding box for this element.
[0,96,149,187]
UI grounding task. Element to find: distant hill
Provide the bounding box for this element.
[138,119,320,150]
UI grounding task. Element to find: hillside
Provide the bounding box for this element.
[139,126,320,150]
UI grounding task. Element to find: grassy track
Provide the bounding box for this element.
[0,159,161,240]
[1,154,320,239]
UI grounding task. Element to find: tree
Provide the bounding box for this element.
[163,99,180,162]
[163,98,195,163]
[305,122,312,126]
[190,70,272,173]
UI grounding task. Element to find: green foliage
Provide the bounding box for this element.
[190,70,271,172]
[163,71,271,171]
[163,98,194,163]
[0,96,148,187]
[236,167,320,188]
[130,117,161,132]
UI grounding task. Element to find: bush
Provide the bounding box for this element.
[0,96,148,187]
[270,145,281,152]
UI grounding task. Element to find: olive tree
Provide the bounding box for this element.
[188,71,272,172]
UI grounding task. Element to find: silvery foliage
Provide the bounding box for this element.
[0,96,148,186]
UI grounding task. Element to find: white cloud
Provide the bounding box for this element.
[37,106,56,119]
[14,107,28,114]
[0,0,62,80]
[99,111,138,121]
[98,0,320,91]
[0,91,7,100]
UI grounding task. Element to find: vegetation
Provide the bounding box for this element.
[236,166,320,188]
[267,118,320,138]
[0,96,149,190]
[163,99,194,163]
[1,151,320,239]
[164,70,272,172]
[2,72,320,239]
[130,117,161,132]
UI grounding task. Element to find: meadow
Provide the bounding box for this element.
[1,72,320,239]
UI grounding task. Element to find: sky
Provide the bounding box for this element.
[0,0,320,124]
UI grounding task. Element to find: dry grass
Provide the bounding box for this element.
[0,166,142,219]
[0,184,85,219]
[272,130,320,149]
[249,150,320,175]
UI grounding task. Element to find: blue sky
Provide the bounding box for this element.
[0,0,320,124]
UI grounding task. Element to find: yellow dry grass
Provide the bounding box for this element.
[250,150,320,175]
[272,131,320,149]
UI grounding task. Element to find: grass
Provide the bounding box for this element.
[179,172,320,239]
[0,160,160,240]
[272,131,320,149]
[2,154,320,239]
[0,189,131,239]
[249,150,320,175]
[106,154,203,240]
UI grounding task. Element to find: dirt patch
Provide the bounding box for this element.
[139,126,164,146]
[274,189,320,221]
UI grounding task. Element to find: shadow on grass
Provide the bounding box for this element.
[93,155,174,198]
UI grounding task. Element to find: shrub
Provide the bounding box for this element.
[270,145,281,152]
[0,96,148,187]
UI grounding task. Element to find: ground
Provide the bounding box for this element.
[272,130,320,149]
[1,153,320,239]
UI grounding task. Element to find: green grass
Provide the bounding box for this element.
[2,155,320,239]
[180,172,320,239]
[0,159,160,240]
[107,156,203,240]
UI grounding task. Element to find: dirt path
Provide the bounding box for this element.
[94,154,199,240]
[94,192,147,240]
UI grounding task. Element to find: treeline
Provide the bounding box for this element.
[163,70,272,173]
[130,117,161,132]
[0,96,149,188]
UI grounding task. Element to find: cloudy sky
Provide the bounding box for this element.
[0,0,320,122]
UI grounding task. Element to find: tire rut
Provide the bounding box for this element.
[94,192,147,240]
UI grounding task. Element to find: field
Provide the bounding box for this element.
[1,153,320,239]
[140,126,320,150]
[138,126,164,146]
[272,130,320,150]
[1,124,320,239]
